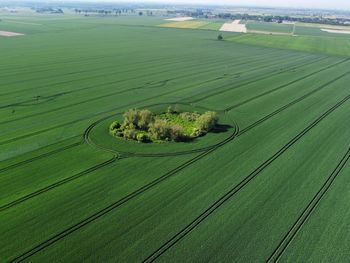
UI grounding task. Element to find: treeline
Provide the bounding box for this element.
[216,13,350,26]
[33,8,63,14]
[73,9,153,16]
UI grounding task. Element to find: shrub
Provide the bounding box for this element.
[123,109,139,127]
[148,119,171,141]
[191,128,203,137]
[111,108,219,143]
[123,124,137,140]
[170,124,184,141]
[112,129,123,138]
[138,109,154,130]
[180,112,200,122]
[136,133,150,143]
[196,111,218,133]
[109,121,121,132]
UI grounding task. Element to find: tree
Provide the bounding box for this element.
[148,119,171,141]
[196,111,218,133]
[138,109,154,130]
[123,109,139,127]
[217,34,223,41]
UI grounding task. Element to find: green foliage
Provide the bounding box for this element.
[123,109,139,127]
[138,109,154,130]
[111,108,219,143]
[148,119,172,141]
[136,132,150,143]
[195,111,218,134]
[109,121,121,133]
[217,34,223,41]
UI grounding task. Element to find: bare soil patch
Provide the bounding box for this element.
[0,31,24,37]
[321,28,350,35]
[220,20,247,33]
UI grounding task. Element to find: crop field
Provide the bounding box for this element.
[1,13,350,262]
[159,20,222,30]
[246,21,294,34]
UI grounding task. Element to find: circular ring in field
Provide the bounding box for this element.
[85,103,237,157]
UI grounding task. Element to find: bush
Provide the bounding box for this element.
[136,133,150,143]
[170,124,184,141]
[138,109,154,130]
[191,128,203,137]
[148,119,171,141]
[112,129,123,138]
[123,109,139,127]
[196,111,218,133]
[123,124,137,140]
[111,108,219,143]
[109,121,121,132]
[180,112,200,122]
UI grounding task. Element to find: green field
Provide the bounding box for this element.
[1,12,350,262]
[246,21,294,34]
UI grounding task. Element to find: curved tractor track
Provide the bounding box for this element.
[142,94,350,263]
[9,80,350,262]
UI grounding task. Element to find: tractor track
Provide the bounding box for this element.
[0,49,302,115]
[224,58,350,111]
[267,145,350,263]
[0,54,318,145]
[2,64,348,214]
[186,56,344,104]
[9,72,349,262]
[143,93,350,263]
[0,156,118,212]
[1,45,284,99]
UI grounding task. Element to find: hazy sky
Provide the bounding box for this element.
[66,0,350,10]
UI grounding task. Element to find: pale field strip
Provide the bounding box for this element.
[219,20,247,33]
[165,17,194,22]
[0,31,24,37]
[5,20,42,26]
[321,28,350,35]
[248,30,292,36]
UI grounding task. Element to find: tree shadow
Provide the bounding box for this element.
[211,124,233,134]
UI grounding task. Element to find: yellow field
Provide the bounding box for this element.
[159,21,210,29]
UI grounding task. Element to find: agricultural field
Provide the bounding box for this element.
[159,20,223,30]
[245,20,294,34]
[1,11,350,262]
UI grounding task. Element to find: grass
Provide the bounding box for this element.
[246,21,294,34]
[226,33,350,57]
[1,11,350,263]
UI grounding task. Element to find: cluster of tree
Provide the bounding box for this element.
[166,9,213,19]
[34,8,63,14]
[74,8,135,16]
[109,108,218,143]
[216,13,350,26]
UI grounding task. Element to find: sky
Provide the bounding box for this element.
[63,0,350,10]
